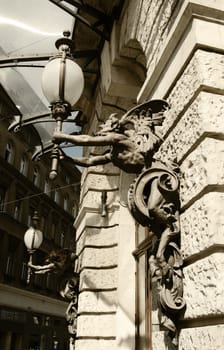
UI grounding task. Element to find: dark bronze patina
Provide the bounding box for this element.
[52,99,168,173]
[52,99,185,343]
[128,161,185,342]
[29,249,79,344]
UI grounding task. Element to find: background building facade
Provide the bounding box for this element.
[0,84,81,350]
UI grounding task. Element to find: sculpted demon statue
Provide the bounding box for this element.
[52,99,169,173]
[28,99,185,345]
[50,99,185,343]
[29,249,79,343]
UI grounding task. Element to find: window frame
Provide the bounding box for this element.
[133,224,152,350]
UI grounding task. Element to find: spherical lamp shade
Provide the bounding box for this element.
[24,227,43,250]
[42,57,84,107]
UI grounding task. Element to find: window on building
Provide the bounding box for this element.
[52,222,56,238]
[54,188,60,205]
[4,141,14,164]
[65,175,70,184]
[20,155,28,176]
[33,167,39,186]
[44,178,50,196]
[21,261,28,283]
[133,224,152,350]
[14,196,22,221]
[72,201,78,217]
[60,231,65,248]
[54,223,61,246]
[27,204,38,227]
[63,194,68,211]
[4,236,19,280]
[0,186,7,212]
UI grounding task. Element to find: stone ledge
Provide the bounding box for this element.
[183,253,224,319]
[157,92,224,164]
[181,192,224,259]
[179,324,224,350]
[76,314,116,337]
[78,246,118,269]
[180,138,224,207]
[76,226,119,255]
[78,290,117,313]
[75,209,120,237]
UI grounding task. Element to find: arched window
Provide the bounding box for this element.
[44,178,50,196]
[33,167,39,186]
[72,201,78,218]
[63,194,68,211]
[55,188,60,205]
[0,185,7,212]
[20,155,28,176]
[4,142,14,164]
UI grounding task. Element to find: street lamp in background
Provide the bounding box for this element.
[41,30,84,180]
[24,211,43,283]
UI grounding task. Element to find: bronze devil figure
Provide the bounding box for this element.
[48,99,185,344]
[128,161,186,342]
[29,249,79,344]
[52,99,169,173]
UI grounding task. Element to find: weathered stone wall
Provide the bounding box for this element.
[146,2,224,349]
[74,162,136,350]
[74,0,224,349]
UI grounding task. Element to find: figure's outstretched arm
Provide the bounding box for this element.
[67,153,111,167]
[28,262,56,274]
[53,131,125,146]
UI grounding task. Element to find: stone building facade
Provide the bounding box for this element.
[0,84,81,350]
[73,1,224,350]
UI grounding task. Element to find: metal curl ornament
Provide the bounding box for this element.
[128,161,185,343]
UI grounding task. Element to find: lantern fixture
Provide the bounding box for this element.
[41,30,84,180]
[24,211,43,283]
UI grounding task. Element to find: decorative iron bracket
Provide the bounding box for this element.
[128,161,185,342]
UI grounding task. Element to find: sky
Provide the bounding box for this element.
[0,0,82,159]
[0,0,74,106]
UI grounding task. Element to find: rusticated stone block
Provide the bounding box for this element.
[79,246,118,268]
[162,50,224,134]
[181,192,224,259]
[75,339,116,350]
[152,330,175,350]
[157,92,224,163]
[180,138,224,207]
[76,226,118,255]
[183,253,224,319]
[144,0,176,66]
[75,210,120,238]
[80,173,119,199]
[78,290,117,313]
[79,190,119,211]
[179,325,224,350]
[81,162,120,181]
[79,268,118,291]
[77,314,116,337]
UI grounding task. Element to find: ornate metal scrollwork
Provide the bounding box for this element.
[51,99,185,343]
[25,99,185,344]
[128,161,185,342]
